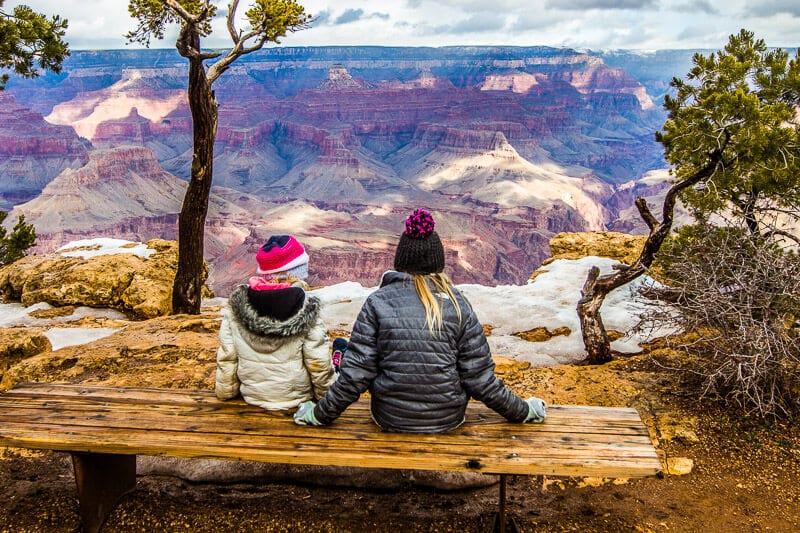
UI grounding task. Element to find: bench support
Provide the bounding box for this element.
[71,452,136,533]
[490,474,519,533]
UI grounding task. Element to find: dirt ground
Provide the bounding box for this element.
[0,320,799,533]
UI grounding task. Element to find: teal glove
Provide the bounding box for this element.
[524,397,546,423]
[294,401,323,426]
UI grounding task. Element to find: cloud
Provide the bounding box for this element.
[676,24,717,40]
[673,1,719,14]
[325,8,392,25]
[509,9,571,32]
[424,13,508,35]
[437,13,505,35]
[743,1,800,17]
[311,10,331,25]
[545,0,658,10]
[335,8,365,24]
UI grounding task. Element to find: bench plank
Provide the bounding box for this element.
[0,398,657,440]
[0,382,662,478]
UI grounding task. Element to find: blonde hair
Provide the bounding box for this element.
[412,273,462,334]
[268,273,308,290]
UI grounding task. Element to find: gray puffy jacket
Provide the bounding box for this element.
[314,271,528,432]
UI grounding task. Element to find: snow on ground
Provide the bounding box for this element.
[315,257,672,366]
[0,235,672,366]
[0,302,127,350]
[0,302,127,328]
[44,327,127,351]
[56,238,155,259]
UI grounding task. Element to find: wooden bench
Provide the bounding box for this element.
[0,382,662,532]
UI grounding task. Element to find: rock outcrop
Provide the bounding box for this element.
[8,146,254,273]
[547,231,647,265]
[0,312,220,391]
[0,328,51,380]
[0,239,201,319]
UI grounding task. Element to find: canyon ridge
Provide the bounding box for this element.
[0,46,697,295]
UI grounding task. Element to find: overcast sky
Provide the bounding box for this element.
[4,0,799,51]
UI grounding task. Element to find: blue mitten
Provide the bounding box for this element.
[294,401,323,426]
[524,397,547,423]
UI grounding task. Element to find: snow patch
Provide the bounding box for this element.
[45,327,126,351]
[57,238,155,259]
[0,257,674,364]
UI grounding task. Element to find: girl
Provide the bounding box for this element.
[216,235,336,410]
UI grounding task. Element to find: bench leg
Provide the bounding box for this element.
[490,474,519,533]
[71,452,136,533]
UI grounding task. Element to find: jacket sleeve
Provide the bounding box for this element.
[455,302,529,422]
[302,313,337,400]
[314,298,380,424]
[215,312,240,400]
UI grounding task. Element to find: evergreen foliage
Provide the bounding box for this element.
[0,211,36,266]
[0,0,69,90]
[656,29,800,235]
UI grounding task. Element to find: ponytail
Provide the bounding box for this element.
[411,273,462,334]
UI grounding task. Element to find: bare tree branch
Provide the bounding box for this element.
[763,229,800,245]
[635,197,658,231]
[227,0,241,44]
[163,0,200,23]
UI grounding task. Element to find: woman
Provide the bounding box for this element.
[294,209,546,432]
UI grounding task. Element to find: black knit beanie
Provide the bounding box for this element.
[393,209,445,274]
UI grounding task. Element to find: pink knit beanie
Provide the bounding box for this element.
[255,235,309,278]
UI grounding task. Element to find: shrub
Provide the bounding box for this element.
[644,222,800,418]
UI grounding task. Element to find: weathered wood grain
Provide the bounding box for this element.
[0,382,662,478]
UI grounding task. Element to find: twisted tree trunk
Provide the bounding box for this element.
[171,26,219,315]
[578,148,724,364]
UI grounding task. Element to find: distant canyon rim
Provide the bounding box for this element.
[0,46,697,295]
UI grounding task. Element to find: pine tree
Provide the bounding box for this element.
[127,0,310,314]
[0,211,36,266]
[0,1,69,90]
[657,29,800,235]
[578,29,800,364]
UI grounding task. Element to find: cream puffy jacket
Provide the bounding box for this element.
[215,286,336,410]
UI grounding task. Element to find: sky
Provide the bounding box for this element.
[0,238,671,365]
[4,0,799,52]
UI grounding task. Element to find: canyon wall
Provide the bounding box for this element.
[1,46,691,292]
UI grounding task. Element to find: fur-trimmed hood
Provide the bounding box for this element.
[228,285,321,337]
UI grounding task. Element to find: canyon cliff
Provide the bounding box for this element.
[0,93,89,210]
[2,46,691,292]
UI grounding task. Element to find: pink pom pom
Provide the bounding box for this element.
[404,208,435,239]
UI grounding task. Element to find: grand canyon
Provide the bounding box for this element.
[0,46,696,294]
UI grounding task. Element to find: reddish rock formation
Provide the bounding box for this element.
[3,47,674,290]
[92,107,154,146]
[9,146,252,263]
[0,93,88,208]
